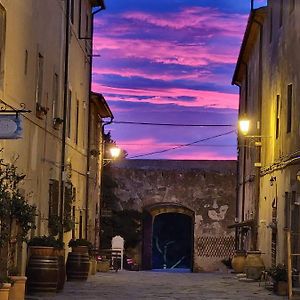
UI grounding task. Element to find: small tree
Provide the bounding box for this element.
[0,160,36,276]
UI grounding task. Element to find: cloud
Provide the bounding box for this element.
[92,82,239,109]
[92,0,248,159]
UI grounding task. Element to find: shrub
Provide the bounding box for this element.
[270,264,288,282]
[27,235,64,249]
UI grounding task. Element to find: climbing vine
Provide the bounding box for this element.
[0,159,36,276]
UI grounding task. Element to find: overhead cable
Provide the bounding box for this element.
[112,121,234,127]
[127,130,235,159]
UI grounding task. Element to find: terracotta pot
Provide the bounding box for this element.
[273,281,288,296]
[244,250,265,280]
[89,258,97,275]
[231,251,246,273]
[0,283,11,300]
[9,276,26,300]
[28,246,55,257]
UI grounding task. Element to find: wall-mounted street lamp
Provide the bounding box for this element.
[239,118,250,136]
[103,145,121,166]
[109,146,121,159]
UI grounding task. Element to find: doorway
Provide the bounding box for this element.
[152,213,192,270]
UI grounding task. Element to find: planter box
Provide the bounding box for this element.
[97,260,110,272]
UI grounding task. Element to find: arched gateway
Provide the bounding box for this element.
[108,159,236,272]
[142,203,194,271]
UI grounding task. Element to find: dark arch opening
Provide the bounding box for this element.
[152,212,192,270]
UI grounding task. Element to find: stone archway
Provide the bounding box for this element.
[142,203,194,271]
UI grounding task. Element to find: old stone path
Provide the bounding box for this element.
[27,270,284,300]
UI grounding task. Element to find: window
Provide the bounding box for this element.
[290,0,295,13]
[269,7,273,43]
[52,73,59,118]
[49,180,59,217]
[66,89,72,138]
[0,5,6,87]
[70,0,75,24]
[24,50,28,75]
[75,100,79,144]
[35,53,44,105]
[279,0,283,27]
[275,95,280,139]
[72,206,76,239]
[79,212,83,239]
[48,180,59,235]
[287,84,293,133]
[85,14,89,36]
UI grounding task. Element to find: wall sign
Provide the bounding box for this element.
[0,114,23,139]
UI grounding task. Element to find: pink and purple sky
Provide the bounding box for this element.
[92,0,267,160]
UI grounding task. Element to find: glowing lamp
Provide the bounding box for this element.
[239,119,250,135]
[109,146,121,159]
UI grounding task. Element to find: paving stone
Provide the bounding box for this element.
[25,270,284,300]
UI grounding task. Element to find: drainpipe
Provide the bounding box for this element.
[241,61,248,225]
[252,19,263,251]
[235,85,241,250]
[85,4,106,242]
[59,0,70,242]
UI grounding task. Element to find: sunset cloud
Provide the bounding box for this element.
[92,0,256,159]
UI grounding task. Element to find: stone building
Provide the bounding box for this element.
[233,0,300,269]
[103,159,236,272]
[0,0,110,274]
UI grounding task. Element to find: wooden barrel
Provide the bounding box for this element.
[53,249,66,291]
[66,252,90,281]
[26,255,58,294]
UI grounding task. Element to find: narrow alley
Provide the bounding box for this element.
[28,271,282,300]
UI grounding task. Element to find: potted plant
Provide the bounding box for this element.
[35,103,49,119]
[0,160,36,295]
[270,264,288,296]
[53,117,63,130]
[68,238,92,254]
[26,236,64,294]
[27,235,58,256]
[66,239,92,281]
[0,277,14,300]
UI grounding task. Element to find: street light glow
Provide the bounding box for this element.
[239,119,250,135]
[110,146,121,159]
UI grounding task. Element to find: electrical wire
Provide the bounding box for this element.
[127,130,235,159]
[112,121,235,127]
[118,143,235,147]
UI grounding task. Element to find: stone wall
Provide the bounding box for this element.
[109,159,237,271]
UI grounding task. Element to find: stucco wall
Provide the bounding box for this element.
[109,159,237,272]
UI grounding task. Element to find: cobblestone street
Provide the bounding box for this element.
[26,270,285,300]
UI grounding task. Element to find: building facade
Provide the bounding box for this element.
[0,0,109,274]
[233,0,300,269]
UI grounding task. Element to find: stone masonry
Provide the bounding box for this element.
[108,159,237,271]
